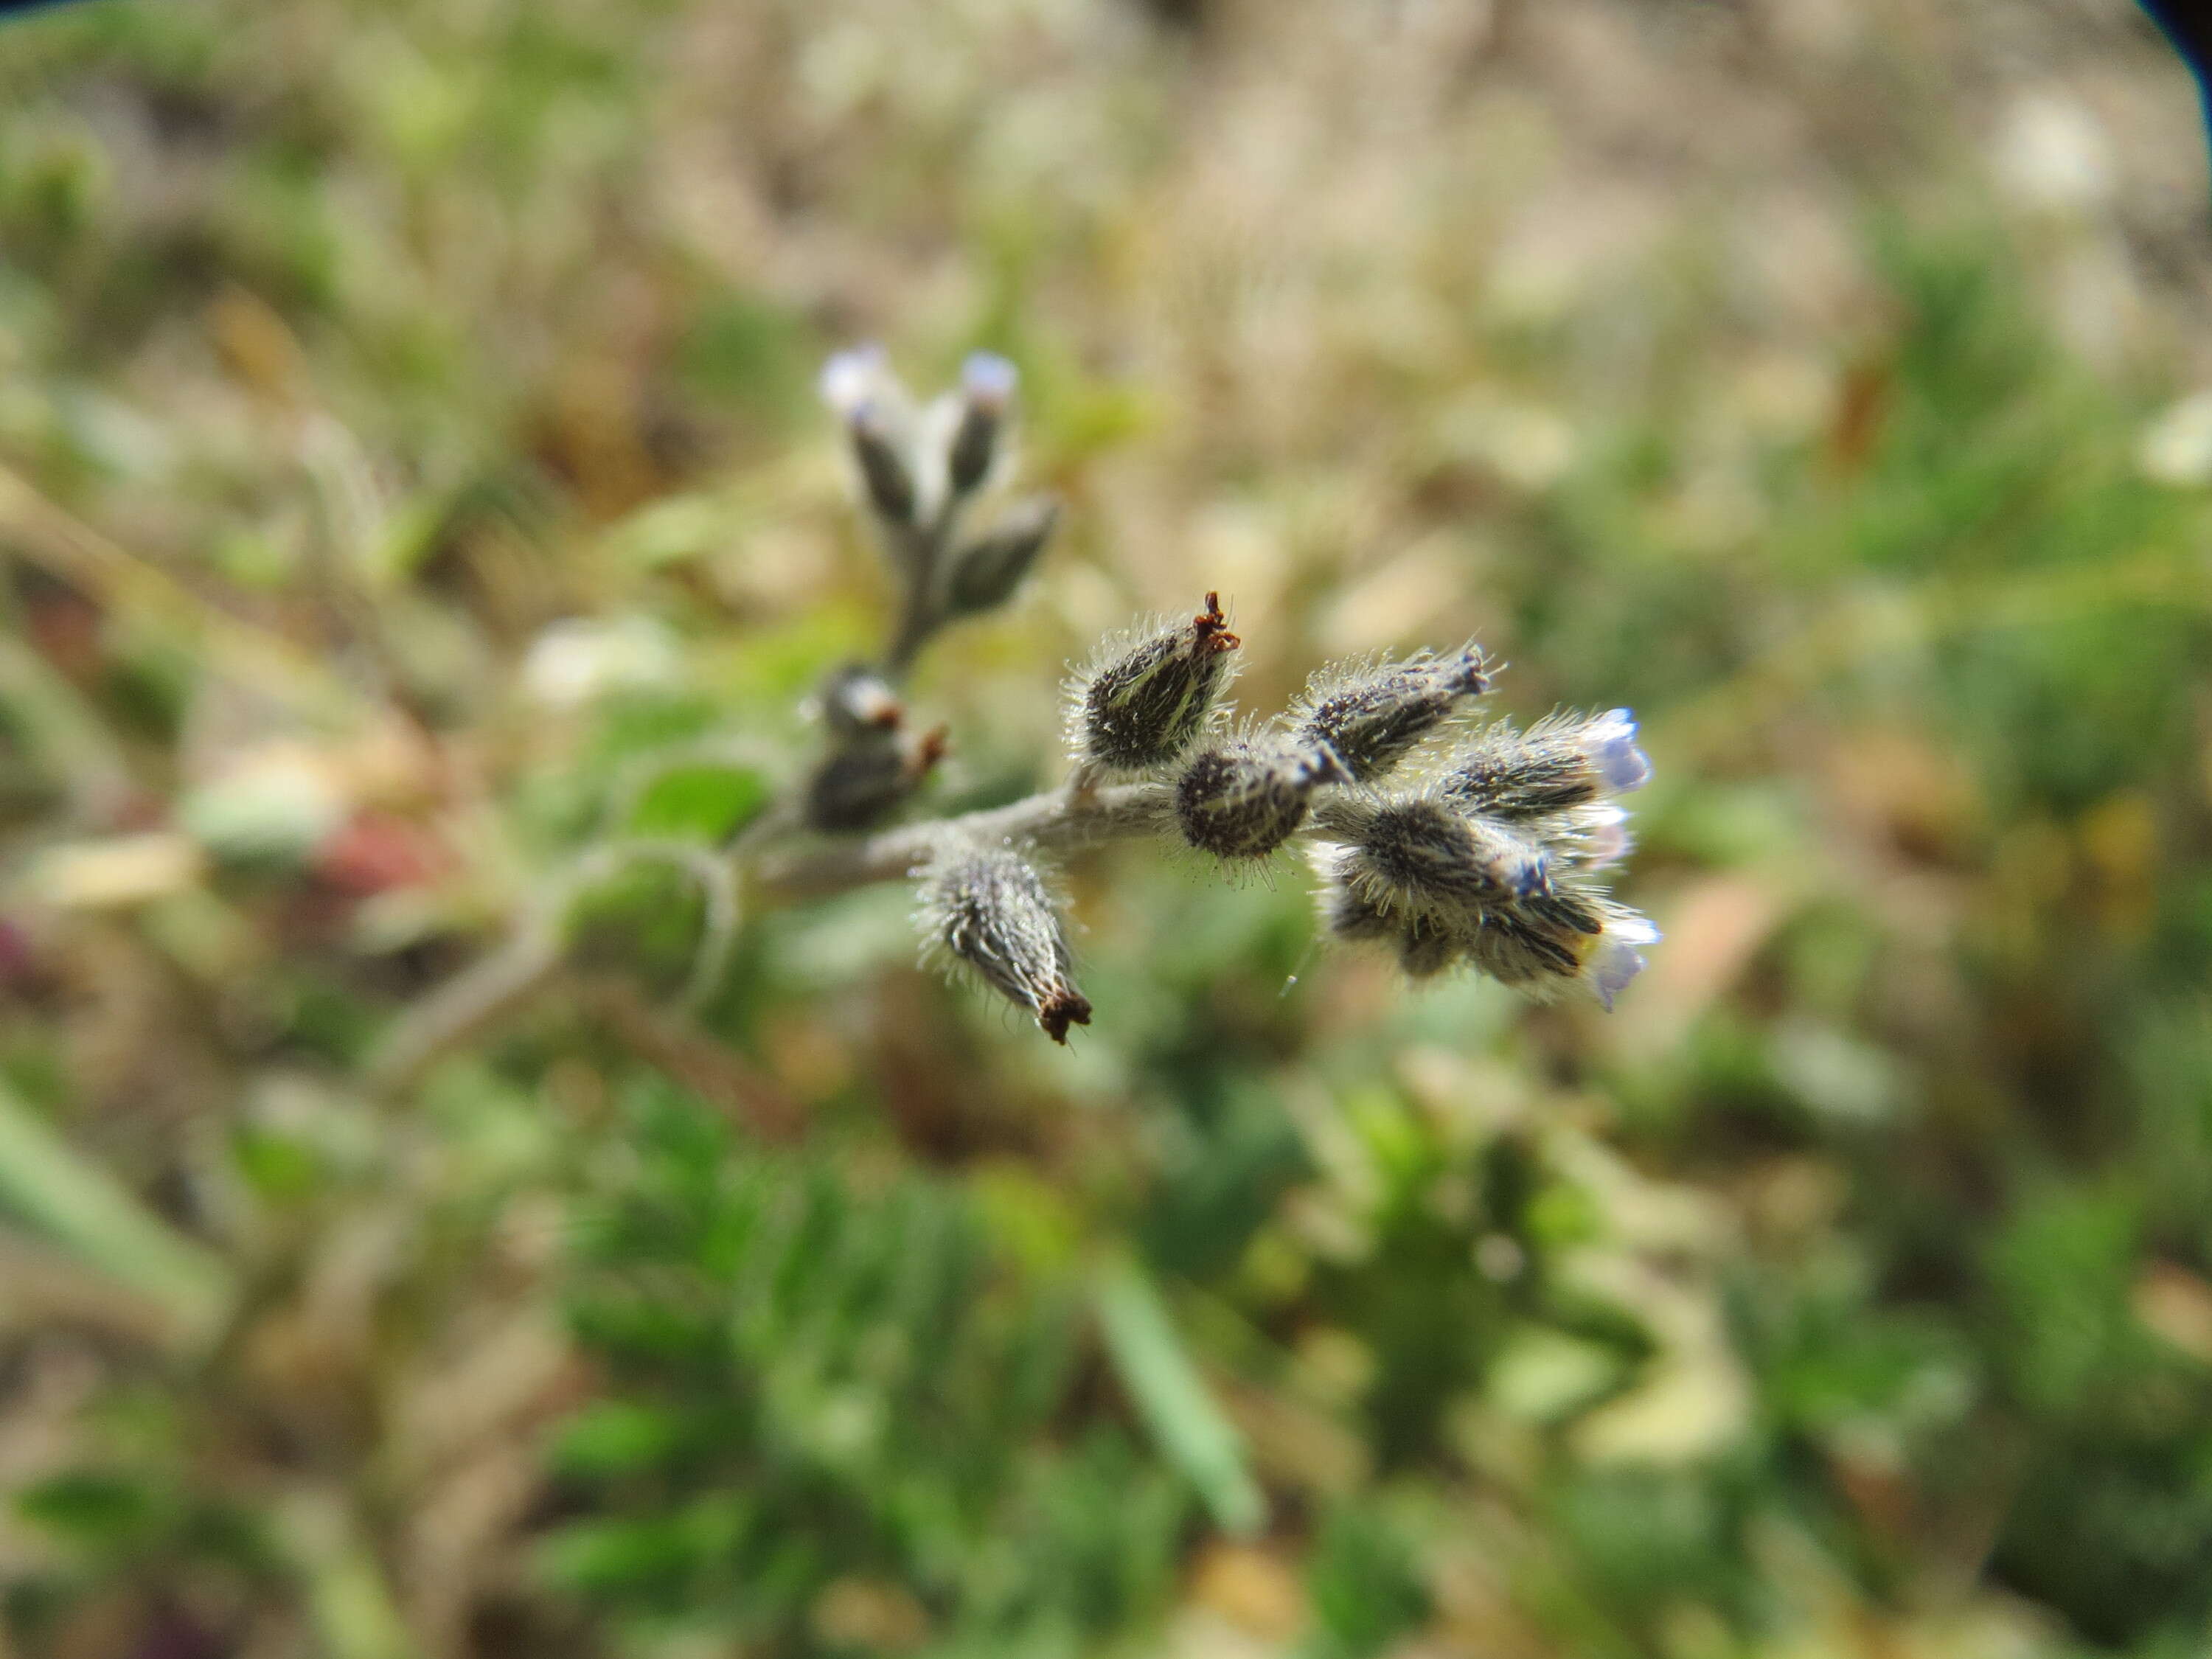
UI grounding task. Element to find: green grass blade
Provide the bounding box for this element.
[0,1079,234,1346]
[1093,1251,1265,1537]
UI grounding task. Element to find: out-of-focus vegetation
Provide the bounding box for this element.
[3,1,2211,1655]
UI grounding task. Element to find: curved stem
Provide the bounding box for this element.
[364,919,563,1097]
[365,782,1174,1096]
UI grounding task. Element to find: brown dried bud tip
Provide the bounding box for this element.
[1070,592,1242,774]
[1037,987,1094,1044]
[918,844,1092,1044]
[1193,591,1239,654]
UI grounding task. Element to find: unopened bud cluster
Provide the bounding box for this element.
[795,348,1659,1043]
[803,347,1059,834]
[1311,709,1658,1008]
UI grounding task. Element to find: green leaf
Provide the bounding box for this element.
[537,1501,743,1601]
[15,1471,156,1548]
[232,1124,321,1201]
[551,1401,685,1478]
[1093,1253,1265,1537]
[625,760,771,842]
[1307,1504,1430,1659]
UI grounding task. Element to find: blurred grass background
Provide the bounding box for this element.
[3,0,2212,1655]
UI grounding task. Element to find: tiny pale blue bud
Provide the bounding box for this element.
[1584,919,1658,1011]
[1563,802,1631,868]
[1444,709,1652,820]
[818,344,891,417]
[947,352,1019,497]
[1581,709,1652,793]
[961,351,1018,404]
[818,664,903,739]
[850,402,917,526]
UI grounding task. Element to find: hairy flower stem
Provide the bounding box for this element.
[753,781,1172,899]
[365,782,1172,1095]
[881,522,947,679]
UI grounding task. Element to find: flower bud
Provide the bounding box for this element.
[1293,645,1491,782]
[945,496,1058,618]
[1175,734,1349,862]
[820,345,920,526]
[1443,709,1651,819]
[1554,801,1631,869]
[919,844,1092,1043]
[816,664,904,740]
[946,352,1018,498]
[849,403,917,526]
[1396,911,1459,978]
[1584,919,1659,1010]
[1321,883,1397,944]
[1318,870,1464,978]
[1068,592,1240,773]
[803,724,947,832]
[1335,796,1550,920]
[1581,709,1652,793]
[1461,890,1658,1009]
[818,344,891,419]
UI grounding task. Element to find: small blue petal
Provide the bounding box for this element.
[961,351,1019,402]
[1587,939,1648,1011]
[819,344,888,414]
[1582,709,1651,793]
